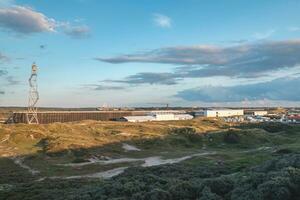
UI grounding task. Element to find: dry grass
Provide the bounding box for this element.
[0,118,227,157]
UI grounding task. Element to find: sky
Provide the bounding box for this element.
[0,0,300,107]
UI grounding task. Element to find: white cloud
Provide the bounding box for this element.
[153,13,172,28]
[0,6,56,33]
[288,26,300,32]
[253,29,275,40]
[0,5,90,39]
[63,25,90,39]
[0,52,9,62]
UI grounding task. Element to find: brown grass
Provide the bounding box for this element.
[0,118,227,157]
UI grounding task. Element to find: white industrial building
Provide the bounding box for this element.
[195,109,244,118]
[174,114,194,120]
[252,111,268,116]
[244,110,268,116]
[121,116,155,122]
[119,110,194,122]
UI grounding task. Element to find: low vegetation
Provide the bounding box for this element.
[0,118,299,199]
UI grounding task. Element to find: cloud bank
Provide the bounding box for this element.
[176,77,300,102]
[98,40,300,78]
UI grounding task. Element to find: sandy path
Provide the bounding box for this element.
[50,152,215,180]
[122,143,141,151]
[13,157,40,175]
[58,152,215,167]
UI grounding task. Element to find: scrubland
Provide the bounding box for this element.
[0,118,299,199]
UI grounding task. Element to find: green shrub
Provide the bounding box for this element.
[204,176,234,196]
[169,182,199,200]
[224,130,240,144]
[275,148,293,154]
[261,123,291,133]
[198,187,222,200]
[257,177,292,200]
[143,189,171,200]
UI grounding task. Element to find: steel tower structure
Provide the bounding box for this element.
[26,63,39,124]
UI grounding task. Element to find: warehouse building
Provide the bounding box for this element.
[195,109,244,118]
[119,110,194,122]
[246,110,268,116]
[121,116,155,122]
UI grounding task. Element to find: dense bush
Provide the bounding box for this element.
[239,123,292,133]
[198,187,222,200]
[223,130,240,144]
[261,123,291,133]
[1,154,300,200]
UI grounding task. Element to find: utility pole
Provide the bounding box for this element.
[26,63,39,124]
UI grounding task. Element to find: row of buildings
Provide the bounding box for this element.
[119,109,269,122]
[119,111,194,122]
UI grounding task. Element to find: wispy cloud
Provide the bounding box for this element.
[288,26,300,32]
[253,29,275,40]
[153,13,172,28]
[83,84,125,91]
[0,52,9,62]
[5,76,20,85]
[63,25,90,39]
[0,69,8,76]
[227,39,248,44]
[106,72,181,85]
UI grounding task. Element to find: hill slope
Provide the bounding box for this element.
[0,119,300,199]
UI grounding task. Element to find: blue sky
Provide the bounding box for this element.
[0,0,300,107]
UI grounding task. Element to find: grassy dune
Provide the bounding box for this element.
[0,118,226,156]
[0,118,300,199]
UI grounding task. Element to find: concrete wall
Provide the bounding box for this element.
[12,111,148,124]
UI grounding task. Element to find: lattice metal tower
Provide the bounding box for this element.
[26,63,39,124]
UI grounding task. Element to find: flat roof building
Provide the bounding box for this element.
[119,110,194,122]
[120,116,155,122]
[195,109,244,118]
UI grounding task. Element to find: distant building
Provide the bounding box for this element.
[174,114,194,120]
[287,115,300,123]
[195,109,244,118]
[244,110,268,116]
[120,116,155,122]
[253,111,268,116]
[149,111,177,121]
[119,110,193,122]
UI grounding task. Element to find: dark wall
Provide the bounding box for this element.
[12,111,147,124]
